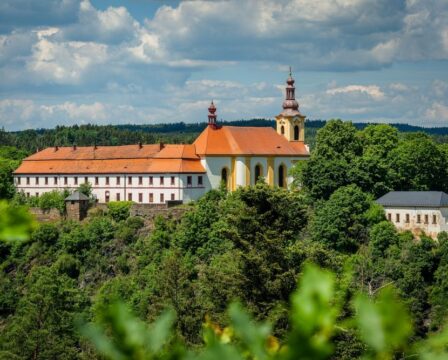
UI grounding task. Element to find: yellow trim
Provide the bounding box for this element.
[267,157,274,186]
[231,157,236,191]
[245,157,251,186]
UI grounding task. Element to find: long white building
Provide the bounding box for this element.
[14,73,310,204]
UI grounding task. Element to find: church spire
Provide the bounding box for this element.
[275,68,306,142]
[282,67,300,115]
[208,100,217,127]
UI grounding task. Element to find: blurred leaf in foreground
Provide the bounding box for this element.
[0,200,36,243]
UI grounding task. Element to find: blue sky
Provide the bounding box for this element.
[0,0,447,130]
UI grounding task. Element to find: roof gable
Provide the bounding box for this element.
[193,126,309,156]
[376,191,448,207]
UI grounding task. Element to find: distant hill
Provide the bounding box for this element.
[114,119,448,135]
[2,119,448,154]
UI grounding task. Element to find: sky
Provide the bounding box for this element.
[1,0,448,131]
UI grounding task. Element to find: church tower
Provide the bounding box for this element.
[275,68,305,142]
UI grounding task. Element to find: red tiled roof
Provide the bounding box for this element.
[193,126,309,156]
[14,144,205,174]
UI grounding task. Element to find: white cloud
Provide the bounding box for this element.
[326,85,385,100]
[425,102,448,123]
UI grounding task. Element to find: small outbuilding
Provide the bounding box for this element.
[376,191,448,239]
[65,191,90,221]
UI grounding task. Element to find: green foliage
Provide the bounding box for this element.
[0,200,36,243]
[36,189,69,214]
[310,185,377,252]
[108,201,133,222]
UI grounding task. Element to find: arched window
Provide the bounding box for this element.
[278,164,286,188]
[254,164,263,183]
[280,125,285,135]
[294,125,299,140]
[221,167,228,189]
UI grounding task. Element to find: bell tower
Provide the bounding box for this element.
[275,68,305,142]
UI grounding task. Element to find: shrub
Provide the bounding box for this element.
[37,190,68,214]
[107,201,133,222]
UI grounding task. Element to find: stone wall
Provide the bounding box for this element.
[29,208,62,222]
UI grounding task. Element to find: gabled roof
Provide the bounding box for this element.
[14,143,205,174]
[26,144,162,160]
[193,126,309,156]
[65,191,89,201]
[376,191,448,208]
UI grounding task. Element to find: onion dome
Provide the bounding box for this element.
[281,67,301,116]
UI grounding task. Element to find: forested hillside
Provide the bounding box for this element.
[1,120,448,359]
[2,119,448,153]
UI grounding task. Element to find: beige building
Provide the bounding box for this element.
[376,191,448,239]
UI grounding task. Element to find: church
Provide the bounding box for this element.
[13,72,310,204]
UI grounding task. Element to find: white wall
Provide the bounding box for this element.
[14,173,206,204]
[384,206,448,238]
[202,156,232,189]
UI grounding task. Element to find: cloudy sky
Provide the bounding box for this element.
[1,0,448,130]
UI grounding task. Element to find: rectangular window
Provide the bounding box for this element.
[198,175,203,186]
[433,215,438,224]
[171,176,175,185]
[116,176,120,185]
[105,192,110,203]
[387,213,391,221]
[36,192,39,197]
[417,214,421,223]
[17,177,21,185]
[95,177,99,185]
[160,193,164,203]
[187,175,192,186]
[106,177,110,185]
[54,177,58,185]
[139,193,143,202]
[116,193,121,201]
[171,193,175,201]
[74,177,78,185]
[139,176,143,185]
[35,177,39,185]
[26,177,30,185]
[396,213,400,223]
[45,177,48,185]
[149,176,153,185]
[26,192,30,198]
[128,177,132,185]
[405,214,410,223]
[64,177,68,185]
[128,193,132,201]
[84,176,88,184]
[149,193,154,203]
[424,214,429,224]
[160,176,164,185]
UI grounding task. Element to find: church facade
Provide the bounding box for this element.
[14,73,310,204]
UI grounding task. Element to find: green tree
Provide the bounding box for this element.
[310,185,378,252]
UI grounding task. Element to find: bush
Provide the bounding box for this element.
[37,190,69,214]
[107,201,133,222]
[31,223,60,246]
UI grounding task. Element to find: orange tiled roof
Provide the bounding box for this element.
[14,144,205,174]
[25,144,162,160]
[193,126,309,156]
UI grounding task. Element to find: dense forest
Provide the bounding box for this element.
[1,120,448,359]
[2,119,448,154]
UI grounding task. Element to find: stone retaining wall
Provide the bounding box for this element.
[29,208,62,222]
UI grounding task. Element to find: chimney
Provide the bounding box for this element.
[54,145,59,152]
[94,144,98,150]
[138,141,143,149]
[73,144,77,151]
[159,141,165,150]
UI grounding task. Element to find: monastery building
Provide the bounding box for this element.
[14,73,310,204]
